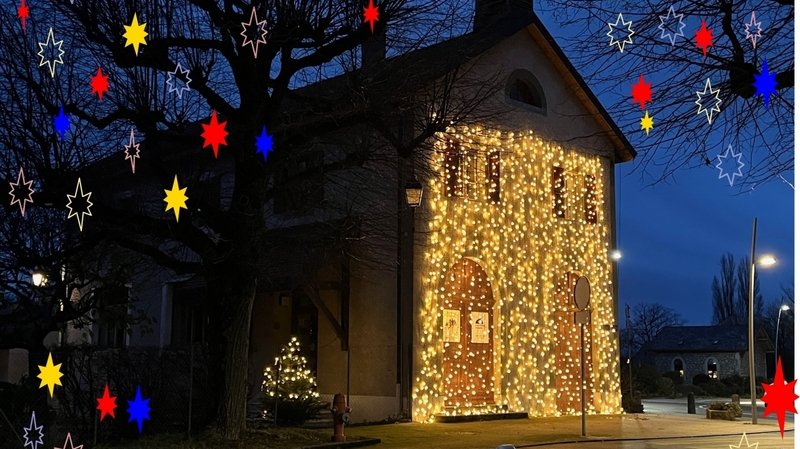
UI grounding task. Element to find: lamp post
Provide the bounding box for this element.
[399,178,422,417]
[747,217,777,425]
[774,304,790,374]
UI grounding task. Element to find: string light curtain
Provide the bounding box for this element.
[412,127,621,422]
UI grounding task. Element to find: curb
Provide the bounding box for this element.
[513,428,794,447]
[302,437,382,449]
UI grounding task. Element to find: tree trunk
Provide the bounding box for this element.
[212,271,257,440]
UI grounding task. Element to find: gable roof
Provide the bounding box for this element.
[647,325,757,353]
[290,10,636,163]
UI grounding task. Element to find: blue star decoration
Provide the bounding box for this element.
[753,59,778,109]
[23,410,44,449]
[715,144,745,187]
[54,106,70,140]
[126,385,151,433]
[256,125,273,160]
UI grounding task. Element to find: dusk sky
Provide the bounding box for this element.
[537,8,795,326]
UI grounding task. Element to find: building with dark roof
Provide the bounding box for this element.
[639,325,773,382]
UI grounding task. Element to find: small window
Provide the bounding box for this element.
[95,286,129,349]
[486,151,501,203]
[506,70,546,112]
[445,144,463,198]
[673,358,684,378]
[171,286,207,347]
[552,166,565,218]
[706,357,719,379]
[443,141,479,200]
[584,174,597,224]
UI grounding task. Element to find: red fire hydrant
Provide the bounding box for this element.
[330,393,351,442]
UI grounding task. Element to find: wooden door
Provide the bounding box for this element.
[442,258,494,407]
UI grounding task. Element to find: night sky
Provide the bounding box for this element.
[536,10,795,326]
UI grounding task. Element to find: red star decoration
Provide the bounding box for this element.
[761,357,798,438]
[364,0,379,33]
[96,384,117,421]
[631,74,652,110]
[17,0,29,31]
[201,110,228,158]
[90,68,109,101]
[694,19,713,58]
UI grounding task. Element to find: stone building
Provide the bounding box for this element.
[642,325,773,382]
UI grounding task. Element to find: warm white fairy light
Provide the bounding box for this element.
[412,127,621,422]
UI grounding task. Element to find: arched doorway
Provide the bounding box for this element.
[441,258,495,407]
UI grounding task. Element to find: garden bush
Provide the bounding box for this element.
[662,370,684,386]
[702,379,728,397]
[676,384,706,397]
[693,373,711,385]
[655,377,674,397]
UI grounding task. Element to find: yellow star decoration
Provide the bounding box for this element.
[37,353,63,398]
[163,175,188,222]
[640,110,654,136]
[123,13,148,55]
[729,433,758,449]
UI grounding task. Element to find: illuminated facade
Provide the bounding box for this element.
[412,127,623,421]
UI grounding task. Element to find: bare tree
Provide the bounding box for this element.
[0,0,501,439]
[538,0,793,188]
[711,252,763,324]
[627,303,684,352]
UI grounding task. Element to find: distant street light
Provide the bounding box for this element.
[774,304,790,375]
[747,217,777,425]
[610,249,622,261]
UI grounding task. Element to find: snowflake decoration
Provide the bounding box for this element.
[37,27,65,78]
[240,7,268,58]
[658,5,685,46]
[695,78,722,125]
[607,13,634,52]
[166,62,191,99]
[23,410,44,449]
[744,12,762,49]
[715,144,745,186]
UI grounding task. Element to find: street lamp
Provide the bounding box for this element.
[747,217,777,425]
[774,304,790,374]
[610,249,622,261]
[31,271,47,287]
[404,179,423,208]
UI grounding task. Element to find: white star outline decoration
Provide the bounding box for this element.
[607,13,635,52]
[56,432,83,449]
[9,167,35,217]
[729,432,758,449]
[124,128,140,174]
[240,7,268,58]
[166,62,191,99]
[66,177,93,232]
[658,5,686,46]
[695,78,722,125]
[744,12,762,49]
[716,144,745,187]
[37,27,65,78]
[23,410,44,449]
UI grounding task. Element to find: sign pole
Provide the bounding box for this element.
[580,322,586,437]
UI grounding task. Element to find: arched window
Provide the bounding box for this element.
[673,358,684,378]
[506,70,546,113]
[706,357,719,379]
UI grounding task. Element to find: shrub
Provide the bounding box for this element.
[702,379,728,397]
[693,373,711,385]
[262,336,326,426]
[721,375,745,395]
[725,402,742,417]
[676,384,706,397]
[633,365,662,396]
[655,377,674,397]
[662,370,684,386]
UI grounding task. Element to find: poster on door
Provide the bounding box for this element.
[443,309,461,343]
[470,311,489,343]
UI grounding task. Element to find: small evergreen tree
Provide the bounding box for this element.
[262,337,324,425]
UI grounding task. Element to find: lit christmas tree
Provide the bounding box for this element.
[262,336,324,424]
